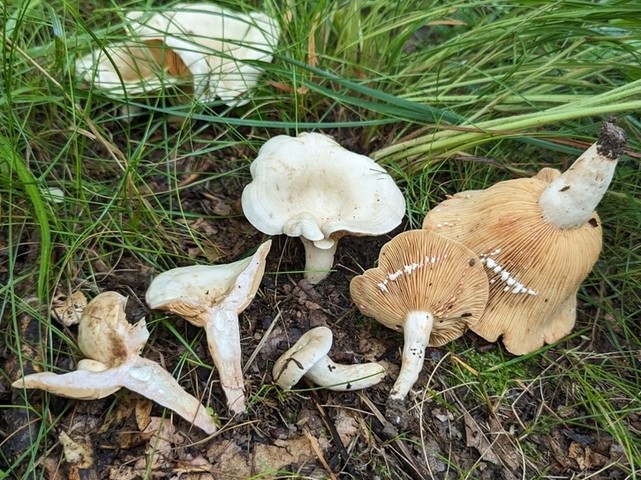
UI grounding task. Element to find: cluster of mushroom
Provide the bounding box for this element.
[12,120,626,433]
[349,119,627,424]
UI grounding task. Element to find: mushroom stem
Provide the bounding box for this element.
[121,357,218,435]
[539,120,627,229]
[203,307,245,415]
[389,311,434,405]
[305,357,386,391]
[300,237,338,284]
[12,370,121,401]
[12,358,219,435]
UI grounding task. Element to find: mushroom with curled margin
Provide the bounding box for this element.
[241,132,406,284]
[272,326,386,391]
[12,291,218,435]
[350,230,489,425]
[75,2,280,106]
[145,240,271,415]
[422,120,627,355]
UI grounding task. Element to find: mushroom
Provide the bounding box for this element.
[11,291,218,435]
[75,2,280,106]
[241,132,406,284]
[350,230,489,425]
[422,119,627,355]
[272,326,386,391]
[145,240,271,415]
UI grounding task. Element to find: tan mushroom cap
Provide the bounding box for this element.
[423,175,602,355]
[350,230,489,346]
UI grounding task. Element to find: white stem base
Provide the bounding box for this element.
[389,311,434,404]
[539,126,622,229]
[300,237,338,284]
[305,357,386,391]
[205,307,246,415]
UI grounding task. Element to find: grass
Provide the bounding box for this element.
[1,0,641,478]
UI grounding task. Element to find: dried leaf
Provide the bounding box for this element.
[52,291,88,327]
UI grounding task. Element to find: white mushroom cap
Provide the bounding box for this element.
[75,3,280,106]
[12,292,218,435]
[145,240,271,415]
[241,132,406,284]
[272,326,386,391]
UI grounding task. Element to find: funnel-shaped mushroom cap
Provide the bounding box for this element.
[145,240,271,325]
[423,177,602,354]
[241,132,406,283]
[77,291,148,368]
[145,240,271,415]
[350,230,489,346]
[75,3,280,106]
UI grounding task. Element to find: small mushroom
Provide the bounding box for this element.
[145,240,271,415]
[241,132,406,284]
[12,292,218,435]
[272,326,386,391]
[423,120,627,355]
[350,230,489,425]
[75,2,280,106]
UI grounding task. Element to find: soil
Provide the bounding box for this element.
[0,121,633,480]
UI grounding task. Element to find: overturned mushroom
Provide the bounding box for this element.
[145,240,271,415]
[423,120,627,355]
[272,326,386,391]
[12,292,218,435]
[350,230,489,425]
[75,2,280,106]
[241,132,406,284]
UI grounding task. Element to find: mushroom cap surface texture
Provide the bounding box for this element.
[350,230,489,346]
[75,2,280,106]
[145,240,271,326]
[422,175,602,355]
[77,291,149,368]
[241,132,406,245]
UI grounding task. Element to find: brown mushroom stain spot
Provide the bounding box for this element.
[588,218,599,227]
[106,331,128,365]
[468,258,476,267]
[327,365,336,372]
[560,185,571,192]
[346,383,352,389]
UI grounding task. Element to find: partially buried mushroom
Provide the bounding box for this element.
[145,240,271,415]
[272,326,386,391]
[241,132,406,284]
[423,119,627,355]
[350,230,489,425]
[12,292,218,435]
[75,2,280,106]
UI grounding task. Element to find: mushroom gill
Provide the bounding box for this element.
[422,120,626,355]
